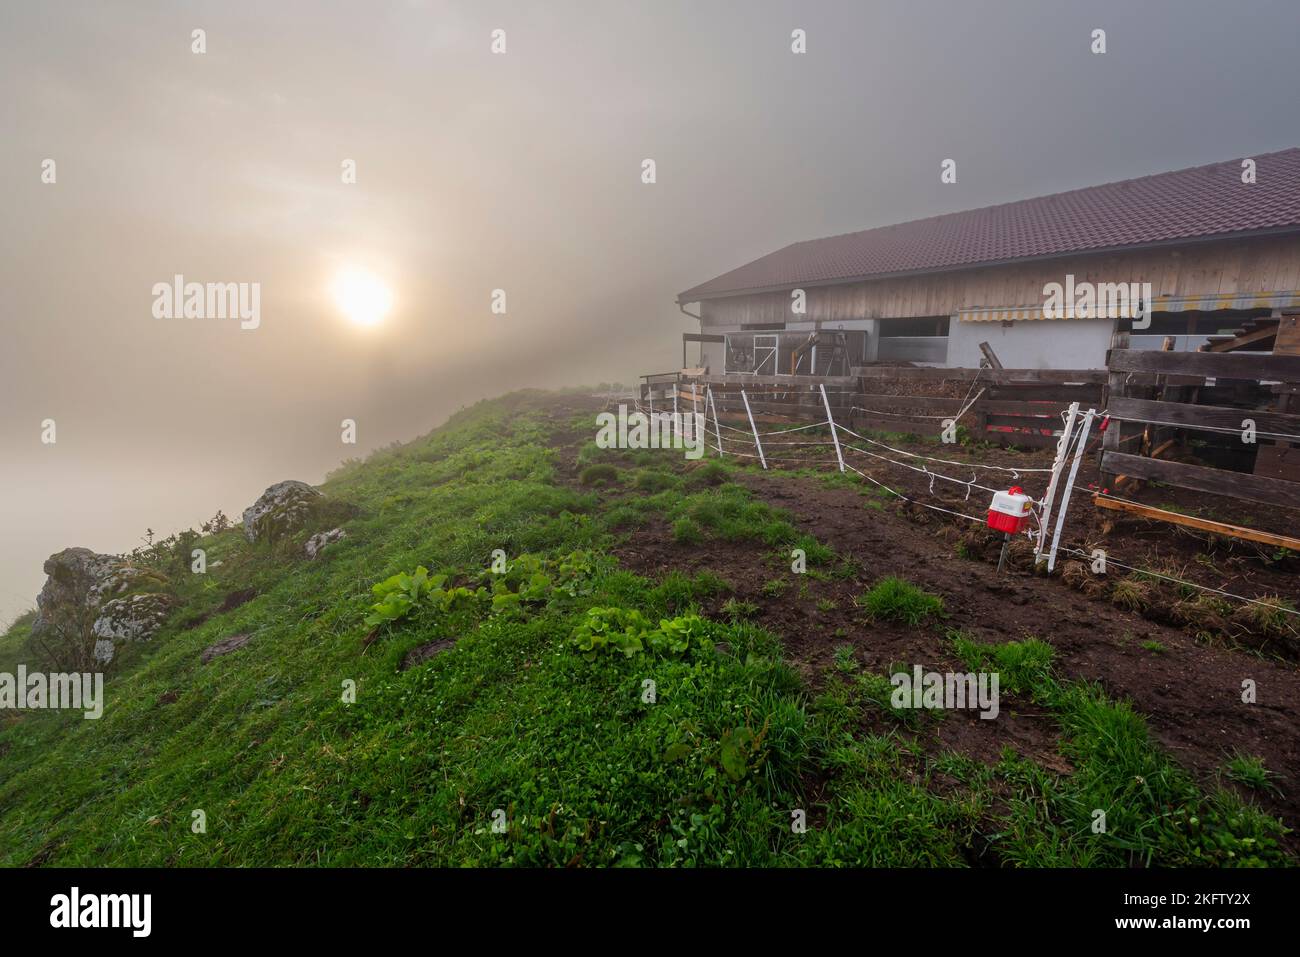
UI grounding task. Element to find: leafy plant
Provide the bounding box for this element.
[570,606,653,658]
[364,566,445,627]
[647,613,712,656]
[570,609,713,660]
[718,716,770,781]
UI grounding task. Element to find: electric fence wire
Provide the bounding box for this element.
[637,392,1293,620]
[835,423,1056,473]
[1053,544,1300,618]
[1104,415,1300,444]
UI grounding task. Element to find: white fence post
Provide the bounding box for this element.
[1047,408,1095,573]
[706,386,724,457]
[1036,401,1080,564]
[741,390,767,469]
[820,383,846,473]
[690,385,700,449]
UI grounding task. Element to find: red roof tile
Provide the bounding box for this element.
[679,148,1300,301]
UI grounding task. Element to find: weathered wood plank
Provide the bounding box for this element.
[1108,397,1300,439]
[1276,314,1300,355]
[982,413,1060,432]
[853,366,1108,385]
[1205,325,1277,353]
[1099,451,1300,509]
[1092,494,1300,550]
[986,384,1104,402]
[851,415,947,434]
[1109,349,1300,382]
[1253,444,1300,482]
[694,372,858,387]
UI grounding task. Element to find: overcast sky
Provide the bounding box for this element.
[2,0,1299,625]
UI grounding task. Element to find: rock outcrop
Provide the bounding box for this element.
[242,480,323,543]
[31,547,173,662]
[91,592,175,641]
[304,527,347,560]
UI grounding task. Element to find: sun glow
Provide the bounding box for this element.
[331,267,392,328]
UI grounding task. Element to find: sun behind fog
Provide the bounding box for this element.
[331,267,392,328]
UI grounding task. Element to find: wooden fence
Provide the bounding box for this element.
[1100,340,1300,510]
[640,367,1103,449]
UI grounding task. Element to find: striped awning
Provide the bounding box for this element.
[959,290,1300,322]
[1149,290,1300,312]
[957,305,1056,322]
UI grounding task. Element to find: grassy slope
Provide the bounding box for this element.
[0,391,1288,866]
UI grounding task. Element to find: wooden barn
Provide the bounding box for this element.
[674,148,1300,375]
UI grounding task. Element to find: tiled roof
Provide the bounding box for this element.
[679,148,1300,301]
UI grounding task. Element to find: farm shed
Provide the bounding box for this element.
[675,148,1300,375]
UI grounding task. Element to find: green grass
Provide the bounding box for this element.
[632,469,679,493]
[856,576,945,625]
[720,598,759,621]
[0,391,1289,868]
[579,463,619,487]
[949,631,1055,698]
[1223,753,1280,794]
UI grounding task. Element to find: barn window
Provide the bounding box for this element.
[877,316,950,363]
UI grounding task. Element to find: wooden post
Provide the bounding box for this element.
[820,383,845,473]
[741,390,767,469]
[1254,313,1300,482]
[1100,330,1130,490]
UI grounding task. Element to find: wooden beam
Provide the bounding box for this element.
[1093,494,1300,551]
[1099,450,1300,509]
[1107,396,1300,438]
[1109,349,1300,383]
[1205,325,1277,353]
[978,341,1004,369]
[854,366,1107,385]
[698,372,859,387]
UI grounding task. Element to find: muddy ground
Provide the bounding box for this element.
[541,394,1300,847]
